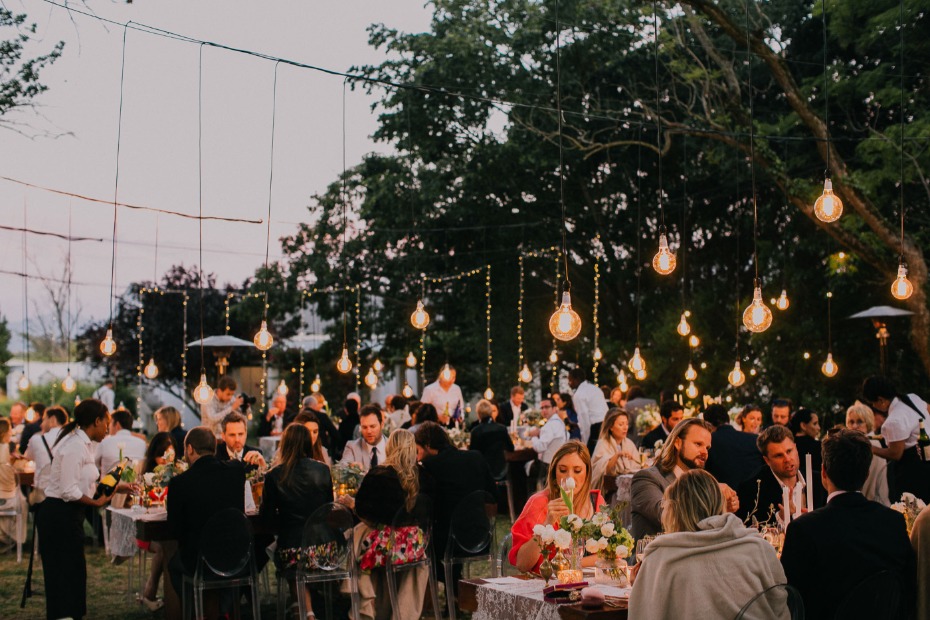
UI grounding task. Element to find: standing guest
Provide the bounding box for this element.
[568,368,608,451]
[92,378,116,412]
[96,408,147,475]
[526,398,569,474]
[214,412,267,469]
[18,402,44,454]
[789,409,827,508]
[7,403,26,447]
[337,398,361,450]
[911,507,930,620]
[704,404,764,490]
[737,404,763,434]
[339,405,387,472]
[591,409,642,491]
[609,387,625,408]
[862,375,930,502]
[468,399,514,479]
[201,376,245,438]
[499,386,528,427]
[24,406,67,498]
[624,386,657,447]
[770,398,792,427]
[781,429,916,619]
[38,399,129,620]
[291,411,331,465]
[261,424,333,615]
[736,425,806,525]
[259,392,288,437]
[421,365,465,422]
[642,400,684,452]
[631,418,738,539]
[154,406,186,453]
[0,419,27,549]
[301,395,341,459]
[630,470,786,620]
[554,393,581,440]
[845,401,890,506]
[509,441,605,573]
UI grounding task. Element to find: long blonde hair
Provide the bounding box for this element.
[546,440,595,517]
[661,469,725,533]
[385,429,419,511]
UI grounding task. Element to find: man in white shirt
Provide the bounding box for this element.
[340,405,387,472]
[95,409,147,475]
[92,378,116,412]
[568,368,609,449]
[421,365,465,425]
[25,406,67,495]
[527,398,568,466]
[201,376,245,438]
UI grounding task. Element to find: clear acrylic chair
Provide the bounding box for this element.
[443,490,496,620]
[385,495,441,620]
[182,508,261,620]
[832,570,902,620]
[0,468,25,562]
[734,583,804,620]
[495,533,519,577]
[493,464,516,524]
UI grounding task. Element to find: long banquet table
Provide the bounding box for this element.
[458,576,629,619]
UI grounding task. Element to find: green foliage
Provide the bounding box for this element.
[0,8,63,127]
[0,314,11,386]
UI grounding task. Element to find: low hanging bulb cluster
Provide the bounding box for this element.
[628,347,646,375]
[821,352,838,378]
[891,262,914,301]
[144,358,159,380]
[518,363,533,384]
[775,289,790,311]
[652,229,677,275]
[483,387,495,400]
[440,364,453,383]
[402,383,414,398]
[688,334,700,348]
[254,320,274,351]
[61,371,77,393]
[193,373,214,404]
[676,312,691,336]
[634,368,647,381]
[813,179,843,223]
[728,361,746,387]
[684,364,697,381]
[617,370,629,392]
[743,281,773,333]
[100,328,117,357]
[276,380,288,396]
[310,374,321,393]
[548,349,559,364]
[685,381,699,400]
[405,351,417,368]
[373,358,384,373]
[549,291,582,341]
[364,367,378,389]
[17,372,30,392]
[336,347,353,374]
[411,300,430,329]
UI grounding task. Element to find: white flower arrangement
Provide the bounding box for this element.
[891,492,925,534]
[654,439,664,451]
[532,523,557,545]
[635,404,661,435]
[564,514,584,532]
[553,529,573,551]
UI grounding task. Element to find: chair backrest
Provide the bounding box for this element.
[446,490,495,560]
[734,583,804,620]
[833,570,903,620]
[301,502,354,571]
[497,533,519,576]
[199,508,254,578]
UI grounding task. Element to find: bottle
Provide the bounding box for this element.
[94,460,125,499]
[917,421,930,462]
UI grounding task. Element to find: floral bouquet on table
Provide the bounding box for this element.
[561,505,634,586]
[142,460,188,506]
[331,462,365,497]
[634,404,661,436]
[891,492,926,534]
[445,426,470,450]
[521,408,543,427]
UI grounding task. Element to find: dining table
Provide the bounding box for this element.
[458,576,629,619]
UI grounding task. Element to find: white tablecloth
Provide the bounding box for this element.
[472,577,630,620]
[259,436,281,461]
[107,506,167,557]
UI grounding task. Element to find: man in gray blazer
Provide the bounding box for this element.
[339,404,386,472]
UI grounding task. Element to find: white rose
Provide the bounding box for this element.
[568,514,584,532]
[533,524,545,537]
[143,473,155,486]
[553,529,573,550]
[597,537,609,551]
[541,525,556,544]
[615,544,630,559]
[592,511,607,526]
[585,538,600,554]
[600,522,616,538]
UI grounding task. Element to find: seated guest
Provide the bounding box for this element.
[911,507,930,620]
[642,400,684,451]
[553,393,581,440]
[468,399,514,479]
[215,412,267,469]
[337,398,361,449]
[261,424,333,613]
[18,402,43,455]
[623,386,657,446]
[339,405,386,472]
[737,404,763,434]
[96,408,147,474]
[770,398,792,427]
[291,411,331,465]
[300,395,341,460]
[138,432,179,611]
[499,386,528,427]
[781,429,916,619]
[527,397,569,465]
[631,418,738,539]
[6,402,27,452]
[704,404,764,490]
[154,406,187,453]
[591,408,642,491]
[385,394,411,431]
[259,393,288,437]
[510,441,605,573]
[736,425,806,526]
[409,403,439,432]
[630,470,786,619]
[0,419,27,550]
[846,401,889,506]
[788,408,826,508]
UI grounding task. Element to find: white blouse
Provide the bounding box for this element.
[44,429,99,502]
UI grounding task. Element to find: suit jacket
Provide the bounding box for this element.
[706,425,765,489]
[497,401,527,427]
[340,437,386,472]
[215,441,263,474]
[642,424,670,452]
[468,419,514,478]
[631,465,676,539]
[736,466,785,525]
[167,455,246,572]
[781,492,916,619]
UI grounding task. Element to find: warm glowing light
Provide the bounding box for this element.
[548,349,559,364]
[592,347,603,362]
[411,300,430,330]
[402,383,414,398]
[676,313,691,336]
[25,407,37,423]
[100,328,117,357]
[743,286,773,333]
[143,358,159,380]
[891,263,914,300]
[634,368,647,381]
[684,364,697,381]
[405,351,417,368]
[373,358,384,373]
[483,387,495,400]
[61,372,77,393]
[253,320,274,351]
[628,347,646,374]
[336,347,353,374]
[276,380,288,396]
[652,232,677,275]
[685,382,699,399]
[364,367,378,389]
[776,289,790,311]
[17,373,30,392]
[549,292,583,341]
[192,373,214,404]
[803,352,811,360]
[728,361,746,387]
[821,353,838,377]
[440,364,453,383]
[813,178,843,223]
[749,368,757,376]
[310,374,321,393]
[518,363,533,383]
[688,334,700,348]
[700,362,707,369]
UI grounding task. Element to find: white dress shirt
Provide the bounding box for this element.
[339,436,387,472]
[96,429,147,475]
[531,415,569,464]
[882,393,928,448]
[26,427,61,492]
[420,382,465,417]
[573,380,609,444]
[92,385,116,412]
[45,430,99,502]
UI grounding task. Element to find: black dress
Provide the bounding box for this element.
[261,458,334,552]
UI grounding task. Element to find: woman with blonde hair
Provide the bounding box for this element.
[591,408,642,491]
[846,401,890,506]
[153,406,186,451]
[630,470,786,619]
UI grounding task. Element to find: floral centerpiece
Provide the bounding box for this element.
[331,462,365,497]
[891,492,926,534]
[634,404,661,436]
[560,504,634,585]
[446,426,470,450]
[520,408,543,427]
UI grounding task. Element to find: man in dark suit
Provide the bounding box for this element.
[215,412,266,470]
[704,404,764,490]
[642,400,683,452]
[469,399,514,479]
[736,425,804,525]
[781,429,916,619]
[498,386,528,427]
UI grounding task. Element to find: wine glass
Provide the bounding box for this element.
[635,535,655,563]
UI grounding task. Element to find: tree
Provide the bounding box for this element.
[0,314,11,387]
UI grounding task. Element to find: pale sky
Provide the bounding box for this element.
[0,0,431,349]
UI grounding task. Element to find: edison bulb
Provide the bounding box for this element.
[688,334,700,348]
[676,313,691,336]
[192,373,214,404]
[821,353,838,378]
[405,351,417,368]
[548,349,559,364]
[592,347,603,362]
[813,178,843,223]
[483,387,495,400]
[548,291,582,341]
[891,263,914,300]
[618,379,629,392]
[402,383,414,398]
[411,300,430,329]
[518,363,533,383]
[276,380,288,396]
[743,286,773,333]
[634,368,647,381]
[310,374,321,393]
[728,361,746,387]
[253,320,274,351]
[685,382,699,399]
[61,371,77,393]
[336,347,353,374]
[25,406,36,423]
[373,358,384,373]
[440,364,453,383]
[143,358,159,379]
[776,289,790,311]
[17,373,30,392]
[364,367,378,389]
[684,364,697,381]
[100,328,117,357]
[628,347,646,373]
[652,232,677,275]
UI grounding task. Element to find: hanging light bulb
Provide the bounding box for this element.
[891,262,914,300]
[775,289,790,311]
[685,381,699,400]
[402,383,414,398]
[25,406,36,423]
[548,349,559,364]
[813,178,843,223]
[276,379,288,396]
[410,300,430,330]
[743,284,773,333]
[483,387,495,400]
[548,291,582,341]
[373,358,384,373]
[100,328,117,357]
[592,347,603,362]
[652,231,677,275]
[688,334,701,348]
[405,351,417,368]
[364,367,378,389]
[684,364,697,381]
[143,358,159,380]
[440,364,453,383]
[676,312,691,336]
[336,347,353,374]
[310,374,321,393]
[821,353,838,378]
[253,320,274,351]
[728,361,746,387]
[192,373,214,404]
[17,372,30,392]
[628,347,646,374]
[61,371,77,393]
[74,395,81,406]
[634,368,647,381]
[616,370,629,392]
[518,363,533,383]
